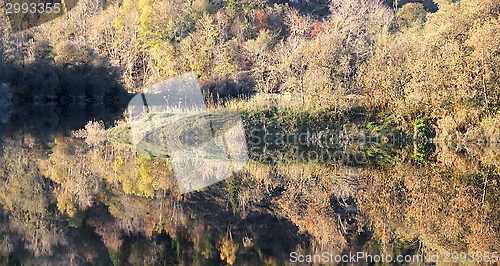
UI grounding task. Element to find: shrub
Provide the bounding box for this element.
[413,115,435,139]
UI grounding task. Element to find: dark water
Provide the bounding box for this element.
[0,104,499,265]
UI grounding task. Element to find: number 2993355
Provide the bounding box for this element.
[5,2,61,14]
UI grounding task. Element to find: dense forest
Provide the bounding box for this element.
[1,0,499,138]
[1,0,500,265]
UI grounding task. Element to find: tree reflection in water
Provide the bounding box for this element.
[0,105,499,265]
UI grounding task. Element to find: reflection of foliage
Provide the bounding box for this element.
[227,176,239,214]
[412,116,436,164]
[219,238,239,265]
[0,84,12,123]
[274,164,350,249]
[358,143,500,254]
[413,116,435,139]
[0,137,66,256]
[2,114,500,264]
[40,136,101,216]
[413,142,435,165]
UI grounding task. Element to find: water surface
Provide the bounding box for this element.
[0,104,499,265]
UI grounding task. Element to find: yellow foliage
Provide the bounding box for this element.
[219,238,239,265]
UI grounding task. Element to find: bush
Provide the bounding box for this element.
[413,115,435,139]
